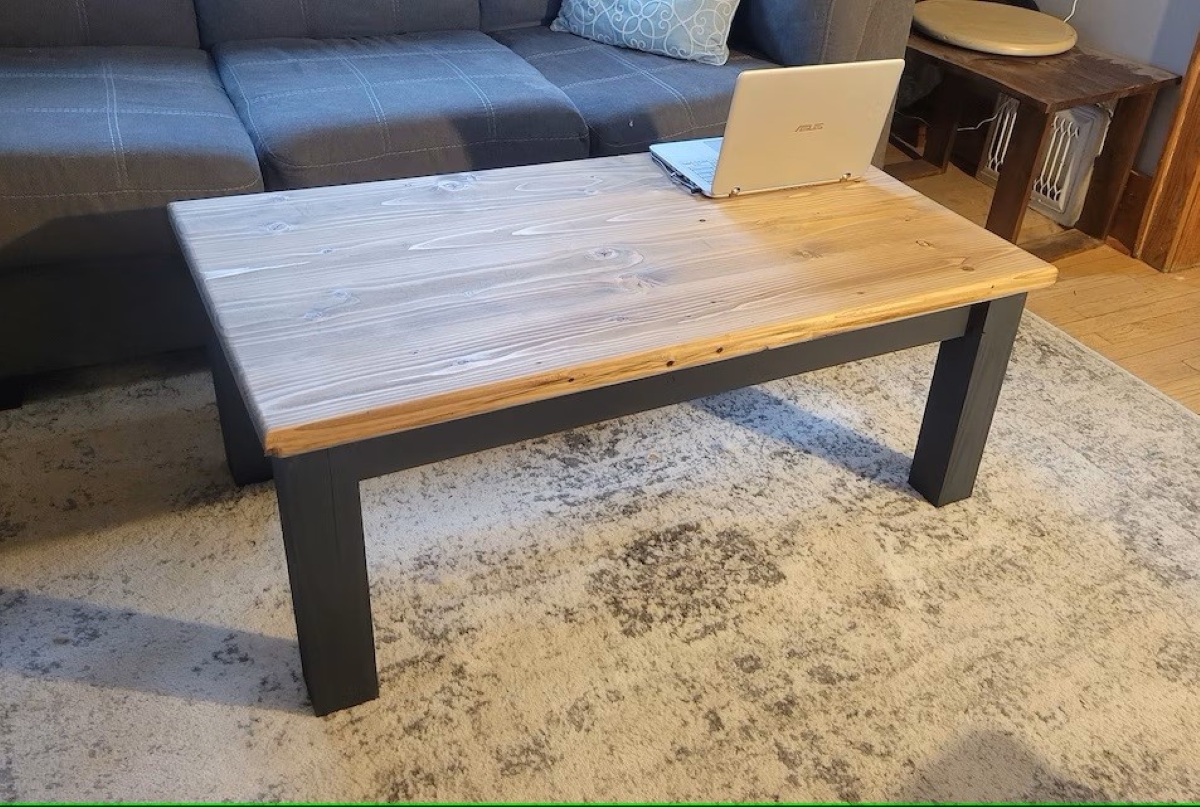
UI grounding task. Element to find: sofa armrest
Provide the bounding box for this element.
[738,0,913,67]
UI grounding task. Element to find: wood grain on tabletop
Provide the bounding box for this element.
[170,154,1057,456]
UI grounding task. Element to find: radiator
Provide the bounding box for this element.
[977,94,1113,227]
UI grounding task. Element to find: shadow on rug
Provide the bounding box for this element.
[2,314,1199,801]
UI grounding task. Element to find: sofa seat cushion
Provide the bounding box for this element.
[492,26,773,156]
[213,31,591,190]
[0,47,263,269]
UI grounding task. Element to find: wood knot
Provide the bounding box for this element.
[302,288,359,320]
[616,272,660,293]
[436,175,475,192]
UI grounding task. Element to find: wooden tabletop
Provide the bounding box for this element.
[170,155,1056,457]
[908,32,1179,112]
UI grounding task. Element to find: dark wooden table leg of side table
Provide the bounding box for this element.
[909,294,1026,507]
[1075,91,1159,238]
[209,341,273,485]
[924,71,970,171]
[272,450,379,716]
[986,102,1055,242]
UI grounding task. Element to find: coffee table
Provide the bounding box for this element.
[169,155,1056,715]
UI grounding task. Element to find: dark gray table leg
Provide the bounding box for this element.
[909,294,1026,507]
[273,450,379,716]
[0,375,26,411]
[208,341,272,485]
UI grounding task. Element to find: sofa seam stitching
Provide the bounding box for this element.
[266,135,584,170]
[414,40,498,141]
[819,0,837,63]
[226,47,495,68]
[602,47,699,133]
[338,55,393,153]
[1,176,263,199]
[75,0,91,44]
[221,60,287,172]
[2,106,240,118]
[0,71,218,85]
[101,62,128,192]
[296,0,310,37]
[237,73,529,104]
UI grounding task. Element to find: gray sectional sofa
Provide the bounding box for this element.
[0,0,912,403]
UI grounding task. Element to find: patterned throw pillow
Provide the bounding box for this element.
[551,0,743,66]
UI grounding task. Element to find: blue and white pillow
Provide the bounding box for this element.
[551,0,743,66]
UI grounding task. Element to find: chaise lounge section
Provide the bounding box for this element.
[0,0,262,395]
[0,0,913,403]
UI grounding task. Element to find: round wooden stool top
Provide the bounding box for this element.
[913,0,1078,57]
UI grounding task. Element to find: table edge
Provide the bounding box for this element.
[261,266,1058,457]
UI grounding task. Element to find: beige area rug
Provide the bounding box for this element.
[2,313,1200,802]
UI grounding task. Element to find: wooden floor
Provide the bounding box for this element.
[1028,247,1200,411]
[892,157,1200,413]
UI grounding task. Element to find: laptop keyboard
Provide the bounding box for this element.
[680,158,716,184]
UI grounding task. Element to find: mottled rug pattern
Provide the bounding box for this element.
[2,314,1200,802]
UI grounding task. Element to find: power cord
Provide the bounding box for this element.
[1064,0,1079,23]
[897,108,1001,134]
[895,109,931,128]
[958,113,999,132]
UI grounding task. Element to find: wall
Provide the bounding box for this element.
[1037,0,1199,175]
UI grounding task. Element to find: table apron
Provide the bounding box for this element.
[326,304,976,484]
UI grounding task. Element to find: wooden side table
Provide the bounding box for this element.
[891,33,1178,257]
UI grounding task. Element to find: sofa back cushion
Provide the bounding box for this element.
[0,0,199,48]
[193,0,480,47]
[479,0,562,31]
[733,0,912,66]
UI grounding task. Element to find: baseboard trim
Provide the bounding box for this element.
[1110,170,1153,255]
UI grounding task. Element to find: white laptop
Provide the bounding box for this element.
[649,59,905,198]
